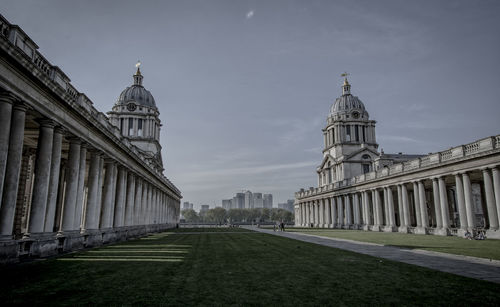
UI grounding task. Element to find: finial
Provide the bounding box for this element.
[340,72,351,95]
[135,60,141,75]
[133,60,143,86]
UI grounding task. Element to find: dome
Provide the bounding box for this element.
[116,66,156,107]
[329,78,367,117]
[329,95,366,115]
[118,85,156,107]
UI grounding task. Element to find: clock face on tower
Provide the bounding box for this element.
[127,103,137,111]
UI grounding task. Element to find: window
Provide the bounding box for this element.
[120,118,124,133]
[355,125,359,142]
[128,118,134,136]
[362,154,370,160]
[138,119,143,137]
[362,126,366,142]
[363,164,370,174]
[346,125,351,141]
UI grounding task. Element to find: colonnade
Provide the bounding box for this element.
[0,92,180,246]
[297,168,500,236]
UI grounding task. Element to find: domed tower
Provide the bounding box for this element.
[317,76,379,186]
[108,62,163,171]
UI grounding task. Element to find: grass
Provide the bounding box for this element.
[286,228,500,261]
[0,228,499,306]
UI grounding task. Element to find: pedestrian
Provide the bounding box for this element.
[273,223,276,231]
[281,222,285,232]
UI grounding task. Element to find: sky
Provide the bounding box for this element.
[2,0,500,210]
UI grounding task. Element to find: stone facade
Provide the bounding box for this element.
[0,15,181,263]
[295,78,500,239]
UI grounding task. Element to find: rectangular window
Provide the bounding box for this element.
[346,125,351,141]
[362,126,366,142]
[363,164,370,174]
[355,125,359,142]
[129,118,134,136]
[120,118,124,133]
[138,119,143,137]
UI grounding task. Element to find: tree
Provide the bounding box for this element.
[210,207,227,224]
[181,209,198,223]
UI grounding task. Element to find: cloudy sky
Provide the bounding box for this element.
[2,0,499,209]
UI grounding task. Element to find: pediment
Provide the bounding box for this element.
[344,147,380,161]
[317,154,335,170]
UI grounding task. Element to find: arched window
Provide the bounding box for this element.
[362,154,370,160]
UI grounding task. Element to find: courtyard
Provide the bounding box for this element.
[1,228,499,306]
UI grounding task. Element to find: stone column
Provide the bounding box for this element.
[0,92,15,205]
[326,198,332,227]
[412,182,422,227]
[314,200,319,226]
[454,173,468,230]
[345,195,352,227]
[337,196,344,227]
[125,172,136,226]
[83,150,101,231]
[462,172,475,228]
[141,181,148,225]
[44,127,63,232]
[95,155,104,226]
[113,166,127,227]
[492,167,500,228]
[0,103,26,236]
[364,191,372,226]
[27,119,55,234]
[401,184,410,228]
[320,199,326,226]
[396,185,403,227]
[100,160,116,228]
[418,181,428,229]
[438,176,450,231]
[432,178,442,229]
[353,193,360,227]
[375,189,383,228]
[383,188,389,226]
[331,197,337,228]
[146,183,152,225]
[387,187,395,228]
[482,168,498,230]
[133,178,143,225]
[73,144,87,230]
[61,138,82,231]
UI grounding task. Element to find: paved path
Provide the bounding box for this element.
[243,226,500,283]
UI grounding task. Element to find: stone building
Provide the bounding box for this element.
[295,77,500,239]
[0,15,181,262]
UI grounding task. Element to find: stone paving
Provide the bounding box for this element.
[244,226,500,284]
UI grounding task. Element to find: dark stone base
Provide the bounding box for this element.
[0,224,175,263]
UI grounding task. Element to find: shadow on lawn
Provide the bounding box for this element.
[58,233,191,263]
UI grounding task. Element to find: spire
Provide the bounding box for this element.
[133,60,143,86]
[341,72,351,95]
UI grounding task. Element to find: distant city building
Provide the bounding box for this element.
[200,205,209,213]
[183,202,194,210]
[233,193,245,209]
[278,200,295,212]
[222,199,232,210]
[253,193,263,208]
[244,190,253,209]
[263,194,273,209]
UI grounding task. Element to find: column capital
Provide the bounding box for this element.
[12,101,28,112]
[36,118,56,128]
[0,91,18,104]
[67,136,82,144]
[53,125,65,134]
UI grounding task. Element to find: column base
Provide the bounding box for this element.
[362,225,370,231]
[371,225,382,232]
[342,225,351,230]
[486,229,500,239]
[414,227,427,235]
[383,226,397,232]
[398,226,409,233]
[435,228,450,236]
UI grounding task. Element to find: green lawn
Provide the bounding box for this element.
[0,228,499,306]
[287,228,500,261]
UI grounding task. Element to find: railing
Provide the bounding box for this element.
[0,15,181,196]
[296,135,499,199]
